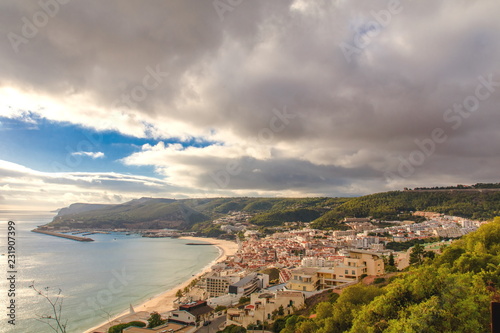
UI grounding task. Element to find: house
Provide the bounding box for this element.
[168,300,214,326]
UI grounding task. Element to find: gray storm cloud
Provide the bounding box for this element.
[1,0,500,200]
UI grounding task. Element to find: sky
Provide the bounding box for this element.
[1,0,500,210]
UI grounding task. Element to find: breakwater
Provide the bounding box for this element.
[31,229,94,242]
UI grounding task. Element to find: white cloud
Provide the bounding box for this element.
[0,160,186,210]
[71,151,105,159]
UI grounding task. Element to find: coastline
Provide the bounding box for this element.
[84,237,238,333]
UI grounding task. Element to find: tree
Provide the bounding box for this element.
[147,312,165,328]
[108,321,146,333]
[217,324,247,333]
[409,243,425,266]
[30,282,67,333]
[214,305,227,313]
[388,252,395,267]
[272,317,287,333]
[175,289,183,298]
[238,296,250,304]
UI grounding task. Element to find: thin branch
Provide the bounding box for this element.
[30,282,67,333]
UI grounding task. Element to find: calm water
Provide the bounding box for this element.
[0,211,219,333]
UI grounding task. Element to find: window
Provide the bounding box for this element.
[352,270,355,275]
[345,270,348,274]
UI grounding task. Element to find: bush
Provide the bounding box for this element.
[214,305,227,312]
[238,296,250,304]
[108,321,146,333]
[373,277,386,284]
[217,324,247,333]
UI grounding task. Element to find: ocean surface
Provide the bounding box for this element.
[0,211,219,333]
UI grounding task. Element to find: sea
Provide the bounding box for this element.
[0,211,220,333]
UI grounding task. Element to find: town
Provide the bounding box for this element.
[119,211,485,333]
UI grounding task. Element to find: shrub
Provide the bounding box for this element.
[108,321,146,333]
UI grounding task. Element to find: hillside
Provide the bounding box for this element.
[49,187,500,231]
[56,203,113,216]
[48,197,345,230]
[311,190,500,229]
[50,198,199,229]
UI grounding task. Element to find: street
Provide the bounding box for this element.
[196,315,226,333]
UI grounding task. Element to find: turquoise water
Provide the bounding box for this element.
[0,211,219,333]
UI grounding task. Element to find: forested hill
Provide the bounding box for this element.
[311,190,500,229]
[49,188,500,230]
[48,197,348,229]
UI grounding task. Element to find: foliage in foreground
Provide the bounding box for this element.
[282,217,500,332]
[108,321,146,333]
[217,324,247,333]
[147,311,166,328]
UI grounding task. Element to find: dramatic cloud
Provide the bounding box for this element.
[1,0,500,208]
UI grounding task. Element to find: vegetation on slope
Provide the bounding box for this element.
[49,197,347,230]
[49,185,500,231]
[311,190,500,229]
[282,217,500,332]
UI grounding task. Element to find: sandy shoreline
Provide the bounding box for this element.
[84,237,238,333]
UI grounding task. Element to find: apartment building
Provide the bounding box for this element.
[226,291,305,327]
[228,273,269,296]
[285,267,320,292]
[205,273,240,298]
[289,249,385,290]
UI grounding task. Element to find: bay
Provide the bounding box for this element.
[0,211,219,333]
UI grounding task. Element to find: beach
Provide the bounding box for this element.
[84,237,238,333]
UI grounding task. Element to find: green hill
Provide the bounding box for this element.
[48,197,343,230]
[310,190,500,229]
[49,187,500,231]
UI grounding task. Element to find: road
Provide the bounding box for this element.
[196,315,226,333]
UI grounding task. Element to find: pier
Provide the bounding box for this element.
[32,229,94,242]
